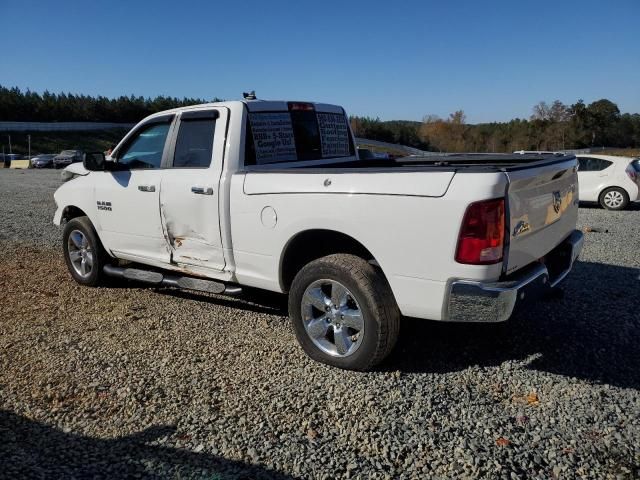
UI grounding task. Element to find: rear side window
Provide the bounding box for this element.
[173,118,216,168]
[597,159,613,170]
[245,107,354,165]
[578,157,612,172]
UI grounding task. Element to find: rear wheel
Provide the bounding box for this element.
[62,216,108,286]
[288,254,400,371]
[599,187,629,210]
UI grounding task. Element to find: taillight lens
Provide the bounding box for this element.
[455,198,505,265]
[626,164,637,181]
[288,102,315,111]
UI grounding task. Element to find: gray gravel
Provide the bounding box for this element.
[0,168,639,479]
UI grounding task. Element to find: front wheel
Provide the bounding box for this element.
[599,187,629,210]
[288,254,400,371]
[62,216,108,286]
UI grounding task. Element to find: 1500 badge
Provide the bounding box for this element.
[97,200,112,211]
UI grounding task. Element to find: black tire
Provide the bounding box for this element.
[599,187,629,210]
[288,254,400,371]
[62,216,108,286]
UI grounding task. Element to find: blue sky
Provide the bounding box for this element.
[2,0,639,123]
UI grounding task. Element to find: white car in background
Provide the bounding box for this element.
[576,154,640,210]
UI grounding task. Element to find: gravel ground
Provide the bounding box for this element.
[0,168,639,479]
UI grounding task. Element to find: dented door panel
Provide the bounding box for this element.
[160,170,225,269]
[158,107,229,271]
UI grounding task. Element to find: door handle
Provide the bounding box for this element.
[191,186,214,195]
[138,185,156,192]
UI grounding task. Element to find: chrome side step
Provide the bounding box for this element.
[103,265,242,296]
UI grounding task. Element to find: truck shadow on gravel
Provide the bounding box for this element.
[0,410,294,479]
[387,261,640,390]
[156,287,289,316]
[110,261,639,389]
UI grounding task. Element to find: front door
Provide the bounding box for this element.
[94,116,174,263]
[159,108,228,271]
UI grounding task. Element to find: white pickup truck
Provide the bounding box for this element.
[53,98,584,370]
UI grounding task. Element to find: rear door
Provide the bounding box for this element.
[159,108,228,271]
[577,156,613,201]
[505,157,579,274]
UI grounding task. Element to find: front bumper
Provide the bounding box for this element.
[445,229,584,322]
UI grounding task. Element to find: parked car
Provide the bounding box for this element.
[52,98,583,370]
[31,153,57,168]
[53,150,83,169]
[576,154,640,210]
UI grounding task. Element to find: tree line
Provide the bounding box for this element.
[351,98,640,152]
[0,85,219,123]
[2,85,639,151]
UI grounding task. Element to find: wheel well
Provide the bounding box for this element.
[599,186,629,196]
[61,206,88,223]
[280,229,379,292]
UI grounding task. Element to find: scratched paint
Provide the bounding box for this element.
[161,206,217,264]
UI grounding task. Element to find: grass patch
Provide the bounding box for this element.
[590,148,640,158]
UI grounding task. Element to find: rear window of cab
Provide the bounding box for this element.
[245,104,354,165]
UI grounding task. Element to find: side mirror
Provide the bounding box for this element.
[83,152,106,171]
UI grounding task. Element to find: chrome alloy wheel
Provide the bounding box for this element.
[603,190,624,209]
[301,279,365,357]
[67,229,93,278]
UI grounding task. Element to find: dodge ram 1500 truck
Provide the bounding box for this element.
[53,98,584,370]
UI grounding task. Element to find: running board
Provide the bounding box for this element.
[103,265,242,296]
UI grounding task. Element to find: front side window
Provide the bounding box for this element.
[119,123,171,169]
[172,118,216,168]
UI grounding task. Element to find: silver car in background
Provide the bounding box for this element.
[31,153,57,168]
[53,150,83,169]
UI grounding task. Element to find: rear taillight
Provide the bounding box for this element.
[455,198,506,265]
[626,164,637,181]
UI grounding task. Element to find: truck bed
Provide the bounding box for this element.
[242,151,580,282]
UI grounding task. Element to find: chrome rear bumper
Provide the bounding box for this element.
[445,230,584,322]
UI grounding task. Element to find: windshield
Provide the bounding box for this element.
[60,150,76,155]
[245,108,354,165]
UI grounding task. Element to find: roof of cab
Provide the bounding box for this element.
[140,99,345,122]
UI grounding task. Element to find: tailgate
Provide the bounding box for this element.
[505,158,579,274]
